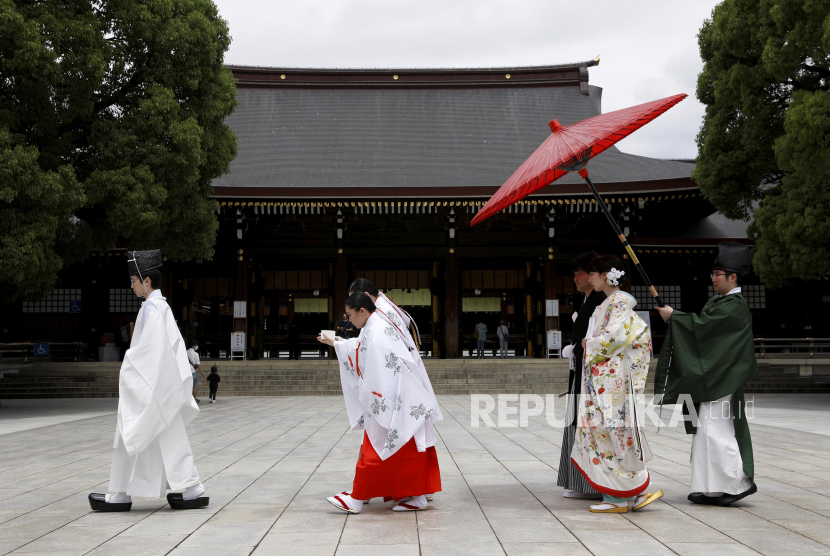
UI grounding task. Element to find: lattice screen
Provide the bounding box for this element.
[22,289,82,313]
[708,285,765,309]
[630,286,681,310]
[109,289,142,313]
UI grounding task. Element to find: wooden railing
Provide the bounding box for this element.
[0,342,85,363]
[755,338,830,359]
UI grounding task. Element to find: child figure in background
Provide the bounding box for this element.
[207,365,220,403]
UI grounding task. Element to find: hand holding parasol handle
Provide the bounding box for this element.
[577,168,665,308]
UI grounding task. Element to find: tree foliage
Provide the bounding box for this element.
[0,0,237,301]
[694,0,830,287]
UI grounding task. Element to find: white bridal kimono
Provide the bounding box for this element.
[109,290,201,498]
[571,291,653,497]
[333,310,440,460]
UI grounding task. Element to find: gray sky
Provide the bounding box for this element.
[214,0,720,160]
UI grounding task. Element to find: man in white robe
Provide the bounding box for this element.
[89,250,208,511]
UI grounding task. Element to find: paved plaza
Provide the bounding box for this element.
[1,394,830,555]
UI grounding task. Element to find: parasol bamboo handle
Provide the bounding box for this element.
[579,172,665,308]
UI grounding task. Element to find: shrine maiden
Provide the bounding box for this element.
[348,278,443,423]
[322,292,441,513]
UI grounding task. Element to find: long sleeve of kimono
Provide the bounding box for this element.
[585,298,633,368]
[655,295,758,405]
[117,301,197,456]
[333,336,365,430]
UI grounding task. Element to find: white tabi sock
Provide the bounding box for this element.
[107,492,131,504]
[343,489,369,503]
[333,494,364,512]
[399,495,427,507]
[184,483,205,500]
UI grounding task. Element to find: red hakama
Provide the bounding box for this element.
[351,432,441,501]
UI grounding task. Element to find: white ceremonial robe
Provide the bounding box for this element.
[375,294,443,423]
[691,393,753,495]
[109,291,201,498]
[333,311,440,460]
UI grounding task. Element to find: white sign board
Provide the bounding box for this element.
[545,299,560,317]
[547,330,562,349]
[233,301,247,318]
[231,332,246,350]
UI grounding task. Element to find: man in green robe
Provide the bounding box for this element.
[655,242,758,506]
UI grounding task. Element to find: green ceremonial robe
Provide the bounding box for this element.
[654,293,758,479]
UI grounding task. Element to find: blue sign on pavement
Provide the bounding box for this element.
[34,342,49,356]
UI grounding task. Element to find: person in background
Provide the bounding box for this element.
[207,365,220,403]
[475,320,488,358]
[337,313,354,340]
[496,320,509,359]
[119,317,130,360]
[287,320,300,360]
[187,340,208,403]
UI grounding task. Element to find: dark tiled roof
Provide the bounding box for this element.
[213,83,694,195]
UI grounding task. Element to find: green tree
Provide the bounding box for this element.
[0,0,237,301]
[694,0,830,287]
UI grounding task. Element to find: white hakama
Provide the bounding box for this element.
[691,394,753,496]
[108,291,201,498]
[110,411,199,498]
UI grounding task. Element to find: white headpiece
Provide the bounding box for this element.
[606,268,625,286]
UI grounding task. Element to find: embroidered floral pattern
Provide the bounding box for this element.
[393,395,402,411]
[410,404,429,420]
[383,309,403,327]
[385,428,398,451]
[371,398,388,415]
[575,290,652,484]
[385,352,401,375]
[342,360,355,376]
[384,326,401,341]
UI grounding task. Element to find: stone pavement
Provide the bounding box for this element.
[1,395,830,555]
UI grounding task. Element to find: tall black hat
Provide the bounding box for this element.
[712,242,752,275]
[127,250,163,277]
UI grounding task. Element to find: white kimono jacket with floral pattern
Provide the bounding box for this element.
[570,290,653,497]
[375,294,443,422]
[333,310,440,460]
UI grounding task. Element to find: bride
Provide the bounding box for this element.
[570,254,662,513]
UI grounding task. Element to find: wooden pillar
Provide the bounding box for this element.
[334,253,347,325]
[544,259,556,299]
[444,253,459,358]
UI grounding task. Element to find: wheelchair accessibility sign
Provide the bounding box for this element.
[70,300,82,313]
[34,342,49,356]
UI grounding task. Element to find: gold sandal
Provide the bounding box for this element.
[632,490,664,511]
[590,502,629,513]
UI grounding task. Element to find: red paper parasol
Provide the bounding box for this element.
[471,93,688,307]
